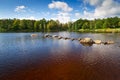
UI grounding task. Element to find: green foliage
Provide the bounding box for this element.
[73,17,120,30]
[103,20,108,29]
[34,21,41,31]
[11,19,20,31]
[67,22,73,31]
[47,20,59,31]
[0,17,120,32]
[95,19,103,29]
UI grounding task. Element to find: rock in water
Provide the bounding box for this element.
[52,35,58,38]
[80,38,94,44]
[44,34,50,37]
[31,34,38,37]
[103,40,114,45]
[107,40,114,44]
[78,38,81,41]
[58,36,62,39]
[81,43,93,47]
[64,37,70,40]
[71,38,75,41]
[94,40,102,44]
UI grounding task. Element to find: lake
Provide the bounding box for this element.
[0,32,120,80]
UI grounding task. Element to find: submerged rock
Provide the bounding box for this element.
[80,38,94,44]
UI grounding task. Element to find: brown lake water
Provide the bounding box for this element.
[0,32,120,80]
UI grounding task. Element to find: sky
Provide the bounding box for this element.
[0,0,120,23]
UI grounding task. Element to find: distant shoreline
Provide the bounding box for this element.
[1,28,120,33]
[77,28,120,33]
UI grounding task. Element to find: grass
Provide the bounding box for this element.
[78,28,120,33]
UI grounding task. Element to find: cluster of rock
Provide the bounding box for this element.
[31,34,114,45]
[80,38,114,45]
[44,34,114,45]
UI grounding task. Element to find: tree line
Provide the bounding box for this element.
[0,17,120,32]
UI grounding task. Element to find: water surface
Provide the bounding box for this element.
[0,32,120,80]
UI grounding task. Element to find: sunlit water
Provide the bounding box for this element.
[0,32,120,80]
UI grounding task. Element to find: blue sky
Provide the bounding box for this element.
[0,0,120,23]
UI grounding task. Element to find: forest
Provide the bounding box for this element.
[0,17,120,32]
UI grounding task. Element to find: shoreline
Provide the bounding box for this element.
[0,28,120,33]
[78,28,120,33]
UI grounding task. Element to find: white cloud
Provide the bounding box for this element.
[48,1,73,12]
[83,11,94,19]
[83,0,120,19]
[85,0,103,6]
[15,5,26,12]
[51,12,71,23]
[48,1,73,23]
[27,16,35,20]
[94,0,120,18]
[74,11,94,20]
[19,16,35,20]
[75,13,81,17]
